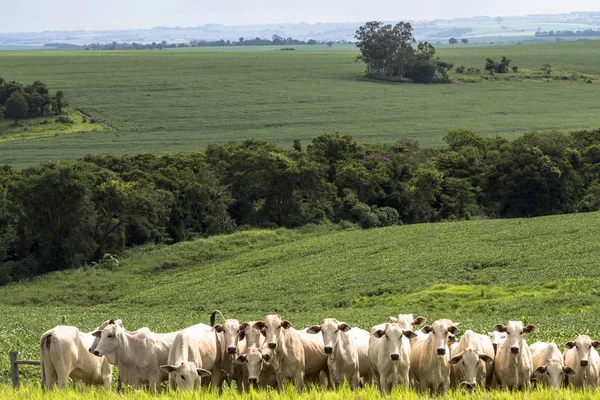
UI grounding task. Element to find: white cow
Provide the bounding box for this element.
[237,321,275,389]
[489,331,507,354]
[90,321,177,393]
[40,320,115,390]
[530,341,574,389]
[307,318,368,389]
[369,322,417,393]
[159,323,219,391]
[410,319,459,394]
[449,330,494,390]
[563,335,600,389]
[212,316,243,391]
[235,346,274,387]
[252,315,328,392]
[493,321,535,391]
[371,314,426,334]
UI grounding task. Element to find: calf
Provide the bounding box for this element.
[563,335,600,389]
[493,321,535,391]
[449,330,494,390]
[40,320,115,390]
[530,341,574,389]
[368,323,417,393]
[410,319,459,394]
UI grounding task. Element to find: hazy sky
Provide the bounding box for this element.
[2,0,598,33]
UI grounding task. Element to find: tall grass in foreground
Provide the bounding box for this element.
[2,385,600,400]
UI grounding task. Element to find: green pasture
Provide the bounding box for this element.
[1,212,599,386]
[0,41,600,168]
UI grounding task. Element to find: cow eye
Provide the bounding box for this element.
[506,332,511,335]
[546,371,550,375]
[520,331,523,335]
[181,375,185,380]
[108,335,114,338]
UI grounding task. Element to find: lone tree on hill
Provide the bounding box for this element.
[461,38,469,44]
[449,37,458,44]
[5,92,28,123]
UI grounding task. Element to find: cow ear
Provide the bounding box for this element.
[239,322,249,332]
[92,330,102,338]
[235,355,247,364]
[338,323,351,333]
[372,330,385,339]
[160,365,177,374]
[252,321,265,330]
[389,316,398,323]
[494,324,508,333]
[448,325,459,334]
[306,326,321,334]
[534,365,547,375]
[238,329,246,341]
[403,330,418,339]
[564,367,576,376]
[592,341,600,349]
[479,354,494,363]
[262,353,272,363]
[449,353,463,365]
[523,325,536,333]
[281,320,293,329]
[564,341,576,349]
[197,368,211,377]
[413,317,427,326]
[113,319,123,328]
[421,325,432,334]
[213,324,224,333]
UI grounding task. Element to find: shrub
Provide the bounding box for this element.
[456,66,465,74]
[56,116,74,124]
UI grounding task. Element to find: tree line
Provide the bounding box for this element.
[2,129,600,284]
[0,78,66,123]
[535,29,600,37]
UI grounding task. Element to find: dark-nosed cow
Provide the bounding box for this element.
[159,323,220,391]
[40,320,116,390]
[212,316,244,391]
[307,318,367,389]
[235,347,274,387]
[493,321,535,391]
[530,341,574,389]
[237,321,276,389]
[90,321,177,393]
[563,335,600,389]
[449,330,494,390]
[368,323,417,393]
[252,315,328,392]
[410,319,459,394]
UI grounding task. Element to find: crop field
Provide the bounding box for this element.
[1,212,599,391]
[1,40,600,168]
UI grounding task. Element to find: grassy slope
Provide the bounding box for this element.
[0,41,600,168]
[1,212,600,384]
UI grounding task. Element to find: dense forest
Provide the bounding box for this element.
[1,129,600,284]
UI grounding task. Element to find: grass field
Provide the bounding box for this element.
[1,41,600,168]
[1,212,599,387]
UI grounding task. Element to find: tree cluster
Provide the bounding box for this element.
[0,78,65,123]
[354,22,453,83]
[2,129,600,284]
[484,56,512,74]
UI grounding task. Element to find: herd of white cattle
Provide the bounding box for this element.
[38,312,600,394]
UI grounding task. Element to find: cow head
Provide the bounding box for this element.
[494,321,535,356]
[372,323,417,361]
[389,314,427,331]
[565,335,600,368]
[238,322,263,349]
[160,362,211,390]
[534,359,575,389]
[421,319,459,356]
[89,319,123,355]
[235,347,271,385]
[90,322,122,364]
[450,348,493,389]
[488,331,507,354]
[307,318,351,354]
[214,319,241,355]
[252,315,292,350]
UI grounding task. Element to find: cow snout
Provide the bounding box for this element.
[268,343,277,350]
[249,378,258,385]
[92,350,100,356]
[227,346,237,354]
[448,334,456,342]
[436,348,446,355]
[580,360,589,367]
[324,346,333,354]
[390,353,400,361]
[493,343,498,353]
[510,347,519,354]
[88,348,93,354]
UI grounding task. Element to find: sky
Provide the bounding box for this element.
[1,0,598,33]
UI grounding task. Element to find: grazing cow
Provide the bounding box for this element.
[449,330,494,390]
[493,321,535,391]
[159,322,220,391]
[307,318,368,389]
[40,320,115,390]
[410,319,459,394]
[90,320,177,393]
[369,323,417,393]
[563,335,600,389]
[530,342,574,389]
[489,331,507,354]
[252,315,328,392]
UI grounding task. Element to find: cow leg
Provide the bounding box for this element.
[295,370,304,392]
[379,375,389,394]
[351,371,360,390]
[56,372,69,390]
[44,367,58,391]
